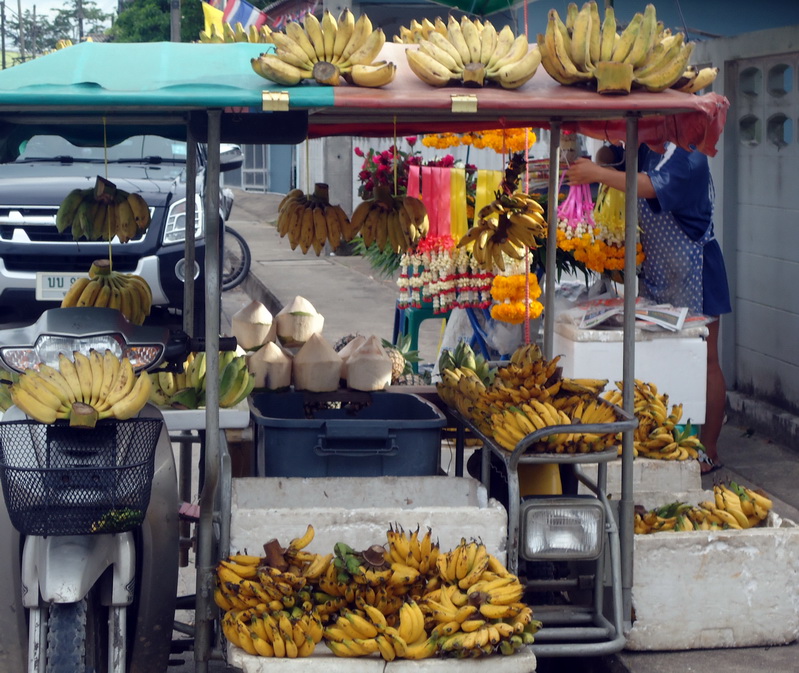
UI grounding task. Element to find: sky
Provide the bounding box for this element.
[17,0,119,21]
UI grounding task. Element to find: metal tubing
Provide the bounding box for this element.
[543,122,562,360]
[620,115,640,629]
[184,130,198,336]
[194,109,222,673]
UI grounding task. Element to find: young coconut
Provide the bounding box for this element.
[231,300,273,350]
[336,334,367,381]
[345,335,393,391]
[292,333,342,392]
[248,341,293,391]
[274,296,324,348]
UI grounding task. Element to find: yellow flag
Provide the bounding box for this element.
[450,168,468,240]
[202,1,225,36]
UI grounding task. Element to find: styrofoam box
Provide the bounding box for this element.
[578,458,711,509]
[626,513,799,650]
[228,644,537,672]
[553,322,708,425]
[230,476,508,564]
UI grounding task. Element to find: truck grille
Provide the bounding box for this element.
[0,205,145,244]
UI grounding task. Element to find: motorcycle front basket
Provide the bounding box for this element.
[0,418,163,536]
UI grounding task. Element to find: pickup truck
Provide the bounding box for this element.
[0,132,242,330]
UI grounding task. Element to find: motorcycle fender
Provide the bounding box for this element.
[22,532,135,607]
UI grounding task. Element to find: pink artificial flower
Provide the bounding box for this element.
[354,147,364,157]
[406,136,417,147]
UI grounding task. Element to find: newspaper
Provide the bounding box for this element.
[577,297,689,331]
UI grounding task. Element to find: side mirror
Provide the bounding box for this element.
[219,144,243,173]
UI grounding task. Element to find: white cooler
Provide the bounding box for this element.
[553,322,708,425]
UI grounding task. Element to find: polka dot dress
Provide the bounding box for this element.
[638,199,712,314]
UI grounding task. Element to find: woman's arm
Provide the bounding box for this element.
[565,157,657,199]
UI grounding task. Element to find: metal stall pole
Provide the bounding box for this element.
[620,115,640,628]
[194,109,222,672]
[184,130,198,336]
[543,121,562,359]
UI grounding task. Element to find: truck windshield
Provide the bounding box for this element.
[16,135,188,163]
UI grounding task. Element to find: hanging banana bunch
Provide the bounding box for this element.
[537,2,718,95]
[403,16,541,90]
[276,183,354,255]
[350,185,429,254]
[251,9,396,88]
[55,176,151,243]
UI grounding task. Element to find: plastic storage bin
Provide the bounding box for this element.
[249,391,447,477]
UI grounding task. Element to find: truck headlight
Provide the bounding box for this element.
[519,496,605,561]
[163,195,204,245]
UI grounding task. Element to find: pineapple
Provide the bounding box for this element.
[381,334,421,383]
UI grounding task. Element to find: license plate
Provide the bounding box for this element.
[35,272,85,301]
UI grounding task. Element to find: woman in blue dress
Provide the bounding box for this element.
[566,142,731,474]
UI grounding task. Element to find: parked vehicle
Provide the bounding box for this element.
[0,306,237,672]
[0,133,242,328]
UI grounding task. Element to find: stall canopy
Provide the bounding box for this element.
[0,41,728,155]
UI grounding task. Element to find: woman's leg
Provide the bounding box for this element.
[701,317,726,470]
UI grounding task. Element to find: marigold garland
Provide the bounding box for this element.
[489,273,544,324]
[422,128,536,154]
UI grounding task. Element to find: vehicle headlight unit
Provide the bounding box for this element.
[519,497,605,561]
[163,195,204,245]
[0,335,163,373]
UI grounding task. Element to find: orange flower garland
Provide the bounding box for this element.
[490,273,543,324]
[422,128,536,154]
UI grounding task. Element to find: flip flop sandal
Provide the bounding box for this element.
[697,450,724,474]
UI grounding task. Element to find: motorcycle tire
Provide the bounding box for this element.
[222,226,251,292]
[46,596,105,673]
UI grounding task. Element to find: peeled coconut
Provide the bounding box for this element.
[293,333,342,392]
[275,296,324,348]
[231,300,272,350]
[248,341,293,390]
[346,335,393,392]
[337,334,367,380]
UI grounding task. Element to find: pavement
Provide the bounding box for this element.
[195,188,799,673]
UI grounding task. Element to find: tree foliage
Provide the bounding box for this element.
[6,0,111,55]
[110,0,203,43]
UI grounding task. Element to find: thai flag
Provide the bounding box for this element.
[221,0,267,28]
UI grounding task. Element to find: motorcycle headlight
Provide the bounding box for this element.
[519,496,605,561]
[0,335,164,373]
[163,195,204,245]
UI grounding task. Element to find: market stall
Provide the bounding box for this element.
[0,23,729,671]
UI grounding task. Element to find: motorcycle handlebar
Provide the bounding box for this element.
[160,330,238,371]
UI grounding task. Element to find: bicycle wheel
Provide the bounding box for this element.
[222,226,251,292]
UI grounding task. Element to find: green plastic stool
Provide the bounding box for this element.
[394,302,451,372]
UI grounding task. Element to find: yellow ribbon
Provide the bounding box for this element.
[474,169,503,220]
[450,168,468,240]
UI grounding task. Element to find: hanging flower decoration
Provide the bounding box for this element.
[489,273,543,324]
[422,128,537,154]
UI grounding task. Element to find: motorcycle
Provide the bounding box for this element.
[0,307,236,673]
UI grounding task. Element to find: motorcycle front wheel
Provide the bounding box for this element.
[45,594,106,673]
[222,226,251,292]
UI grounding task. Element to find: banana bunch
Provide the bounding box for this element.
[150,350,253,410]
[670,65,719,94]
[538,2,705,95]
[277,183,353,255]
[199,21,273,44]
[350,185,429,253]
[220,606,323,658]
[602,379,700,460]
[55,38,74,49]
[7,349,151,428]
[384,525,441,581]
[437,340,494,384]
[634,483,774,533]
[55,178,151,243]
[61,259,152,325]
[324,603,437,660]
[458,192,546,272]
[0,366,17,412]
[490,398,617,454]
[251,10,396,88]
[393,17,443,44]
[405,16,541,90]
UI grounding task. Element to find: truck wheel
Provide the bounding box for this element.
[46,596,106,673]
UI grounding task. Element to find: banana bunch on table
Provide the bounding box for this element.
[55,177,151,243]
[199,20,273,43]
[8,349,151,427]
[538,1,717,95]
[404,15,541,90]
[61,259,152,325]
[251,9,396,88]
